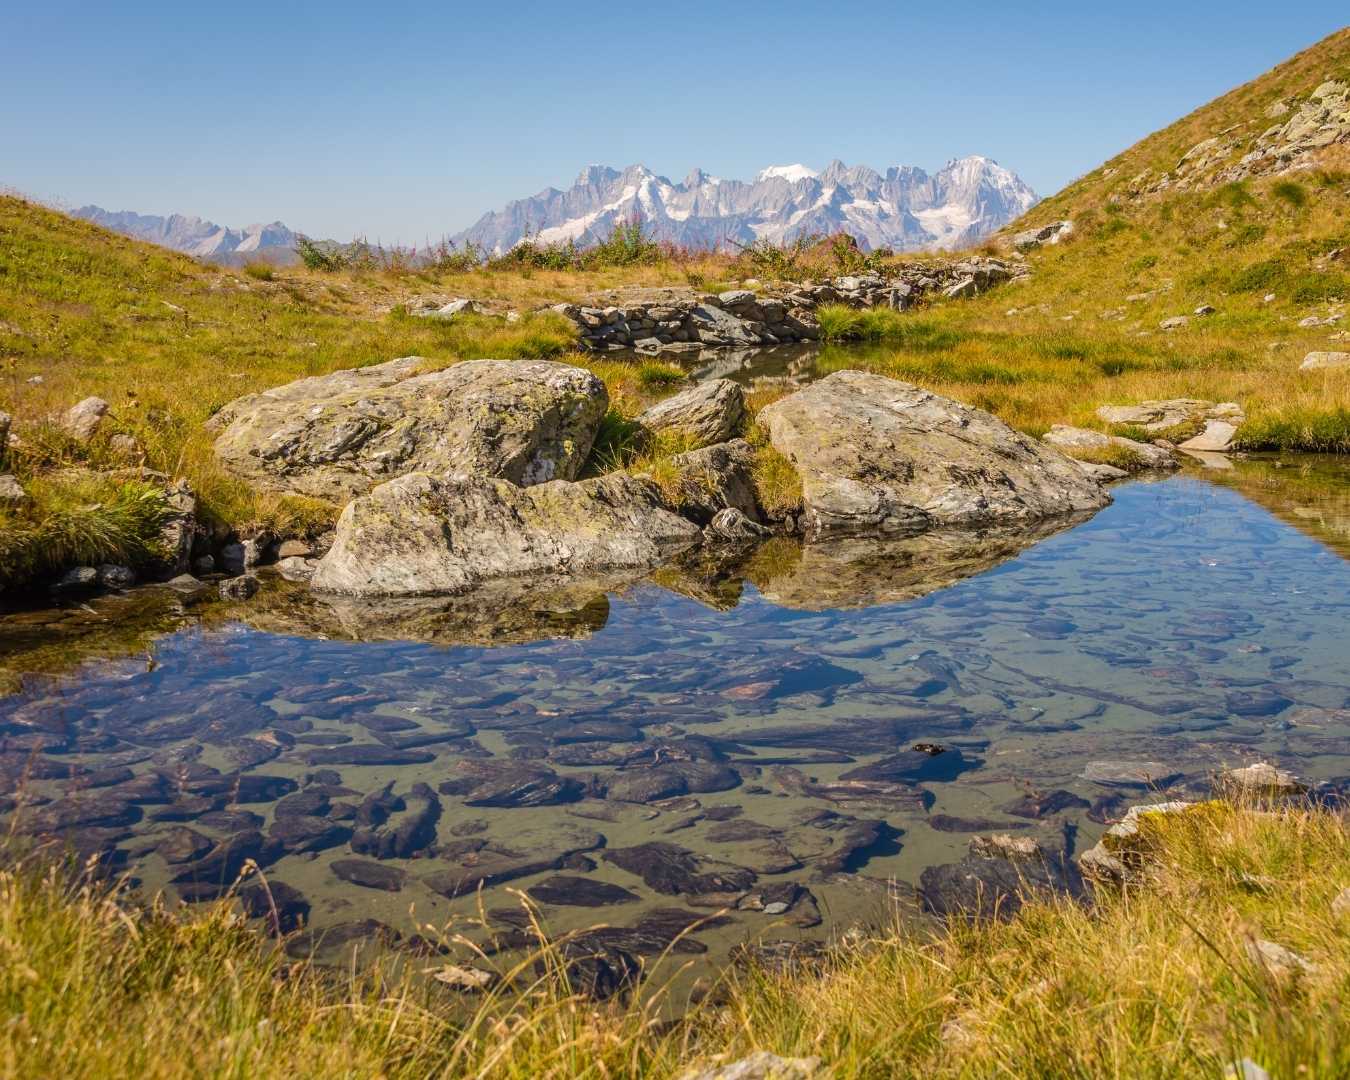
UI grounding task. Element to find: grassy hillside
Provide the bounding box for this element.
[830,29,1350,450]
[0,200,727,585]
[3,802,1344,1078]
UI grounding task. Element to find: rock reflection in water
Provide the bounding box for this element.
[2,468,1350,986]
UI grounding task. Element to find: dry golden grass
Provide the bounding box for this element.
[3,802,1344,1078]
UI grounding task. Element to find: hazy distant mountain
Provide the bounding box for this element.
[451,156,1038,254]
[72,206,298,264]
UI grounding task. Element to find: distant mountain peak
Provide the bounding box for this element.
[756,164,819,183]
[453,156,1038,254]
[71,205,298,264]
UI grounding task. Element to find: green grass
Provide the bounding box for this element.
[0,472,173,586]
[2,803,1344,1078]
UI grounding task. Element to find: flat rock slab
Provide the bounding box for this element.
[212,357,608,502]
[1300,350,1350,371]
[310,472,702,597]
[759,371,1108,538]
[1043,425,1178,470]
[1081,760,1184,788]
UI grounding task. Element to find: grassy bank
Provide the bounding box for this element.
[3,802,1345,1078]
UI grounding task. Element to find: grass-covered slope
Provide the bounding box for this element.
[2,803,1345,1078]
[838,28,1350,450]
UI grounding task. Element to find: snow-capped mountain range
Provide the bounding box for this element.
[71,206,298,263]
[451,156,1038,254]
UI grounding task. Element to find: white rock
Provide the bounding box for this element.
[62,396,109,441]
[1246,938,1315,978]
[1300,351,1350,371]
[1178,420,1238,453]
[0,473,26,507]
[678,1051,821,1080]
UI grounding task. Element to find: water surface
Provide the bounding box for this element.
[3,458,1349,979]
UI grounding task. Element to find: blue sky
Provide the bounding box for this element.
[3,3,1346,243]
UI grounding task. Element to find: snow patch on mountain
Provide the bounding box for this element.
[452,156,1037,254]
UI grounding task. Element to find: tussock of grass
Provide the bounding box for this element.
[3,804,1344,1078]
[0,473,172,586]
[745,425,803,519]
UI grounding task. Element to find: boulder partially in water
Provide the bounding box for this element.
[638,378,746,447]
[212,357,609,502]
[758,371,1108,538]
[310,472,701,597]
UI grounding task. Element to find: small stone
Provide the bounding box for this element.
[0,473,26,507]
[1216,762,1307,798]
[219,575,260,601]
[109,433,141,458]
[1076,461,1129,482]
[96,564,136,589]
[1178,420,1238,453]
[51,566,99,594]
[1159,316,1190,330]
[1224,1060,1271,1080]
[276,556,317,582]
[677,1051,821,1080]
[61,397,109,441]
[1194,304,1217,316]
[192,555,216,575]
[277,539,313,559]
[1246,937,1315,978]
[218,542,246,575]
[430,964,497,991]
[1081,760,1183,788]
[1331,887,1350,920]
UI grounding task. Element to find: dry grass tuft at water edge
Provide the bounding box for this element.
[1,801,1346,1078]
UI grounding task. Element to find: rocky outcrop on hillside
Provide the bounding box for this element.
[211,358,608,502]
[560,258,1018,354]
[758,372,1108,539]
[1139,78,1350,195]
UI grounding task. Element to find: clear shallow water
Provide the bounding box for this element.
[3,460,1350,979]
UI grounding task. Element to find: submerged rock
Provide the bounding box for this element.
[310,472,701,597]
[212,357,609,501]
[526,874,641,907]
[919,834,1081,920]
[602,842,757,895]
[758,371,1107,538]
[330,858,407,892]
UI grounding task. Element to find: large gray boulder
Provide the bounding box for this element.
[212,358,608,502]
[1300,351,1350,371]
[310,472,701,597]
[758,371,1109,538]
[638,379,746,446]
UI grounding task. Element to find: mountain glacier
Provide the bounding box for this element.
[451,156,1038,254]
[71,206,297,263]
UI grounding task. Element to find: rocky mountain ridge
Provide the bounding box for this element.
[451,156,1038,254]
[71,206,298,264]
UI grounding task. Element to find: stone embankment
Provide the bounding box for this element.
[552,257,1019,353]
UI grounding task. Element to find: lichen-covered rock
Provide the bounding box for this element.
[639,378,746,446]
[758,371,1108,538]
[660,438,761,525]
[310,472,701,597]
[212,357,608,502]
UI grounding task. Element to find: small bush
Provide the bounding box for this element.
[1271,180,1308,208]
[1229,259,1285,293]
[635,361,686,390]
[242,261,274,281]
